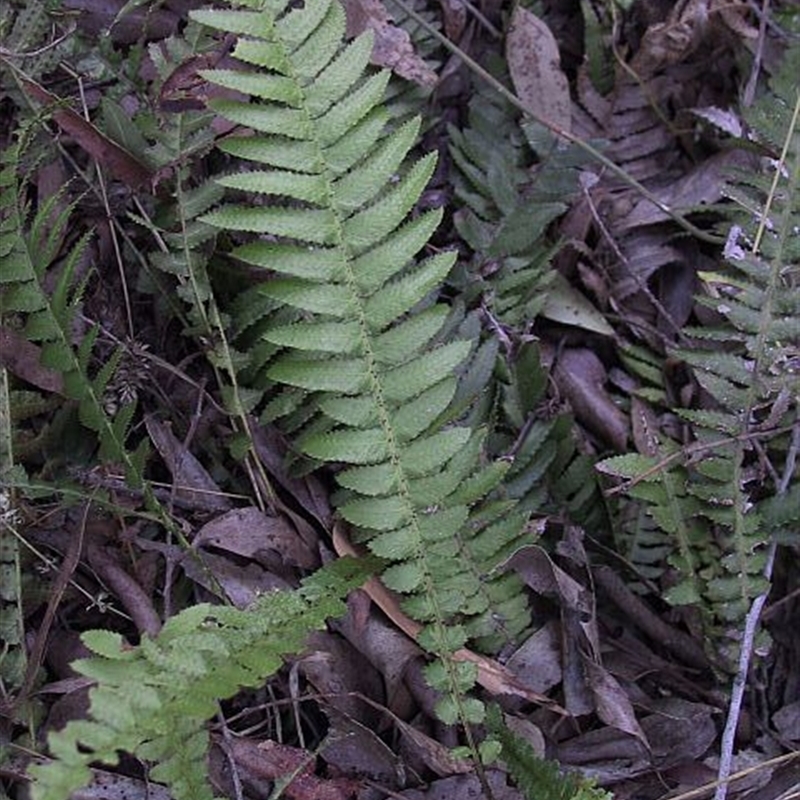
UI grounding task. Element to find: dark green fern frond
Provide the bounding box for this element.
[0,127,147,483]
[192,0,534,680]
[485,704,612,800]
[448,74,582,328]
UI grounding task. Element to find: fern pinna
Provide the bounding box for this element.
[599,47,800,662]
[192,0,533,714]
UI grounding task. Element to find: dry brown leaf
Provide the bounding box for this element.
[321,709,405,784]
[194,506,319,570]
[508,539,648,747]
[438,0,466,41]
[336,594,421,718]
[394,716,473,776]
[400,770,524,800]
[15,74,152,189]
[506,6,570,136]
[344,0,437,86]
[0,326,65,394]
[189,550,290,607]
[505,620,562,694]
[145,415,231,512]
[301,631,385,726]
[630,0,709,76]
[613,149,757,232]
[226,738,360,800]
[556,698,716,782]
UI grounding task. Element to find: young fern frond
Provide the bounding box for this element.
[28,558,374,800]
[192,0,533,713]
[0,126,148,484]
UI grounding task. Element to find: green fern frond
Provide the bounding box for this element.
[192,0,533,686]
[485,704,612,800]
[28,557,374,800]
[598,46,800,656]
[448,74,582,328]
[0,127,148,484]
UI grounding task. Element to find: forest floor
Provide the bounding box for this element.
[2,0,800,799]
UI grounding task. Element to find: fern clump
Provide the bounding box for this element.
[28,558,373,800]
[192,0,534,712]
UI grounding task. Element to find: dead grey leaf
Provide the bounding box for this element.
[301,631,385,727]
[344,0,437,86]
[583,659,649,749]
[197,551,291,607]
[399,770,524,800]
[557,698,716,780]
[321,710,405,784]
[334,595,422,718]
[506,620,562,694]
[503,713,546,758]
[248,419,332,528]
[614,149,758,231]
[506,6,571,136]
[194,506,318,570]
[394,716,473,777]
[438,0,466,41]
[773,701,800,741]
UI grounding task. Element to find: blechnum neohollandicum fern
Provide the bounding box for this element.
[190,0,535,723]
[598,46,800,663]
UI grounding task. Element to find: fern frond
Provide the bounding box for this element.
[0,127,148,484]
[485,704,613,800]
[193,0,533,691]
[448,74,583,328]
[598,47,800,656]
[28,558,374,800]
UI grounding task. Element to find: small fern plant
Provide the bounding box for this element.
[191,0,534,729]
[597,45,800,662]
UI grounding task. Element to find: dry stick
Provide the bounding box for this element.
[712,542,776,800]
[386,0,723,246]
[86,538,162,638]
[8,502,88,712]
